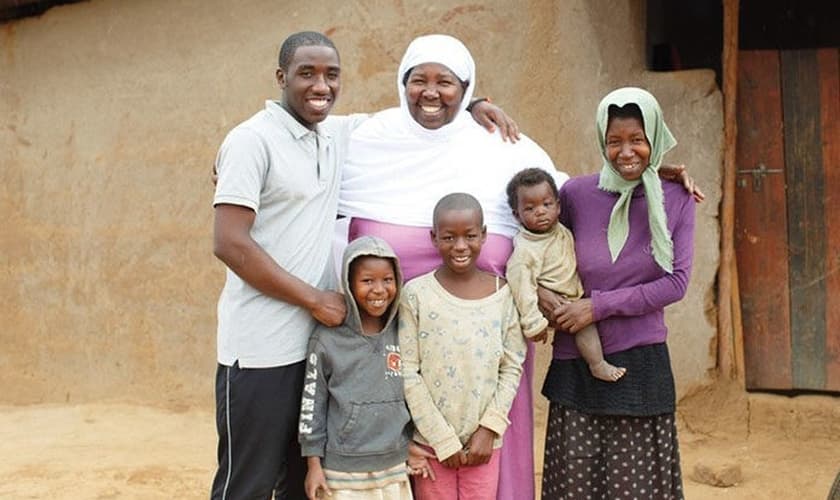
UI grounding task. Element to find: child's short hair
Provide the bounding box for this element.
[432,192,484,230]
[505,168,559,211]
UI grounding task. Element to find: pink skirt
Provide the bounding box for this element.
[347,217,536,500]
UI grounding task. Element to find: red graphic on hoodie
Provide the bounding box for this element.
[386,352,401,374]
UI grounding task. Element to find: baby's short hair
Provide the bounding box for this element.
[506,168,559,211]
[432,192,484,230]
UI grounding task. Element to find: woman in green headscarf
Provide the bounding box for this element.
[538,87,695,499]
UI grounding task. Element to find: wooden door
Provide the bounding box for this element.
[735,48,840,391]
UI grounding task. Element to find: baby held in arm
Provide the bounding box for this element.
[505,168,625,382]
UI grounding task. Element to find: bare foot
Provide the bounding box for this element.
[589,360,627,382]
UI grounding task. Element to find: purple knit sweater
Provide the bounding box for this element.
[553,174,696,360]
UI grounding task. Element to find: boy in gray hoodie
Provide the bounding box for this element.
[299,236,415,499]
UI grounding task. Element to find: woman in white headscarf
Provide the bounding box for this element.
[338,34,562,500]
[339,34,564,278]
[337,36,700,500]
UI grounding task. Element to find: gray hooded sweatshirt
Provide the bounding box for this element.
[298,236,412,472]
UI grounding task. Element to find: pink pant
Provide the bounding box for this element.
[413,447,501,500]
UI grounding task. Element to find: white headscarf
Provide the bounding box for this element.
[338,34,565,238]
[395,34,476,131]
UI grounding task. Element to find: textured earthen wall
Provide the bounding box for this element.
[0,0,721,405]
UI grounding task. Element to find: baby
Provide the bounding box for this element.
[505,168,626,382]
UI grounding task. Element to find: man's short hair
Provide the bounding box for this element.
[278,31,338,70]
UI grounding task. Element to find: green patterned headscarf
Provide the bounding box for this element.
[596,87,677,273]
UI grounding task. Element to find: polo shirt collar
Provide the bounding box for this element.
[264,100,331,140]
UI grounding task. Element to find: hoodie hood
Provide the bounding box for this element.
[341,236,403,335]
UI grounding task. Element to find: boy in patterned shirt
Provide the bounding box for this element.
[399,193,526,500]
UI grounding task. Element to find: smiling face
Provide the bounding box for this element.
[404,62,466,129]
[349,256,397,333]
[276,44,340,129]
[605,116,651,181]
[431,208,486,274]
[513,181,560,234]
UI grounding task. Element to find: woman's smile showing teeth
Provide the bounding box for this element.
[605,116,651,181]
[404,62,465,130]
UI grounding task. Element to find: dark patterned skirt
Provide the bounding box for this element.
[541,404,684,500]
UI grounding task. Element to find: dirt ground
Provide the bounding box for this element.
[1,381,837,499]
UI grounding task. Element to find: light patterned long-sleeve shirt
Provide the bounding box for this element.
[398,271,526,461]
[506,223,584,338]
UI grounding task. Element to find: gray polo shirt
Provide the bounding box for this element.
[213,101,366,367]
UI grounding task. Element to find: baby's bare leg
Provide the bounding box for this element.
[575,324,626,382]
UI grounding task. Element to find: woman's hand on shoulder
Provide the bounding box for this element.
[659,163,705,203]
[469,99,521,143]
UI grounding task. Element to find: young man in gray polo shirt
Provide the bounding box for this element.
[211,31,367,500]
